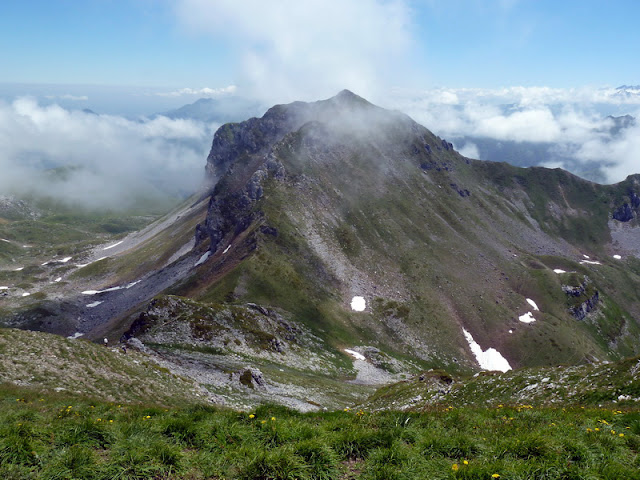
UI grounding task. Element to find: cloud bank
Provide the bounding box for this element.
[174,0,414,104]
[387,86,640,183]
[0,97,216,209]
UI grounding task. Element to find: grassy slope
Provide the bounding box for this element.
[2,384,640,479]
[365,355,640,411]
[0,328,200,406]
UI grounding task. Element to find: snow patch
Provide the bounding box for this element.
[102,286,122,293]
[103,240,123,250]
[126,280,141,288]
[519,312,536,324]
[0,286,8,290]
[76,256,107,268]
[21,292,30,297]
[508,329,513,334]
[54,277,62,283]
[0,238,10,243]
[526,298,539,311]
[86,301,103,308]
[194,251,211,267]
[553,269,566,274]
[67,332,84,339]
[223,244,231,254]
[613,255,622,260]
[462,328,512,372]
[583,254,590,259]
[14,267,23,271]
[60,257,72,263]
[350,296,366,311]
[81,290,100,295]
[344,349,366,361]
[580,260,602,265]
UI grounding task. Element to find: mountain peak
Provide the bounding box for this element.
[330,89,372,107]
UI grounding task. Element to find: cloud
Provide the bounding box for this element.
[153,85,237,97]
[173,0,414,103]
[571,121,640,183]
[44,94,89,101]
[386,86,640,183]
[0,97,216,209]
[456,141,479,159]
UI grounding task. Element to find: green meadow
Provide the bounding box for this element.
[2,384,639,480]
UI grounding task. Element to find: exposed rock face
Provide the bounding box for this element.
[613,203,634,222]
[570,291,600,321]
[563,276,600,320]
[612,190,640,222]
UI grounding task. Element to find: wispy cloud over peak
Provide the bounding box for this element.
[174,0,414,103]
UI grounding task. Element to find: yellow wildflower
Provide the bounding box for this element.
[492,475,500,479]
[261,420,267,424]
[595,428,600,432]
[463,460,469,465]
[271,417,276,421]
[586,428,592,433]
[452,464,459,471]
[249,414,255,419]
[619,433,625,437]
[109,420,114,423]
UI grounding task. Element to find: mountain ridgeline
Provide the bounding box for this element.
[3,90,640,401]
[163,89,640,373]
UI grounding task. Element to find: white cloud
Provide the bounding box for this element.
[173,0,414,103]
[384,86,640,183]
[572,120,640,183]
[456,141,479,159]
[44,94,89,101]
[0,97,215,209]
[153,85,237,97]
[473,107,561,142]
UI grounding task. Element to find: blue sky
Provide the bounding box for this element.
[2,0,639,97]
[1,0,640,204]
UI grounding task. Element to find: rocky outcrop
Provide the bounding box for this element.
[563,276,599,320]
[235,367,266,390]
[612,191,640,222]
[613,203,634,222]
[569,291,600,321]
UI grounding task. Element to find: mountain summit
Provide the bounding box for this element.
[175,90,640,373]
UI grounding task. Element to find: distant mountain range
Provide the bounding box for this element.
[159,96,265,124]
